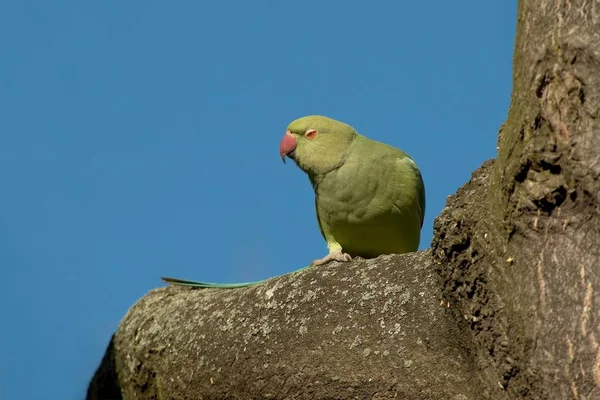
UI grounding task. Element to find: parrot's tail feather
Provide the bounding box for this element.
[161,276,267,288]
[161,265,311,289]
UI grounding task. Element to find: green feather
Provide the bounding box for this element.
[161,265,311,289]
[287,115,425,258]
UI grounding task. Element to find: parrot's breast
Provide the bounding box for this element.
[313,147,423,258]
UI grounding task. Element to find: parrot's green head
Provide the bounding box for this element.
[279,115,357,176]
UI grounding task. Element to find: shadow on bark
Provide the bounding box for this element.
[87,335,122,400]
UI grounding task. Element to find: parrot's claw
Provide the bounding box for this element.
[310,250,352,267]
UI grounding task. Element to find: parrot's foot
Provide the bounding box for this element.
[310,250,352,267]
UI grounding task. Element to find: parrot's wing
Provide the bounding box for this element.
[406,157,426,228]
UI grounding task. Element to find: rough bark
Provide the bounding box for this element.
[88,0,600,398]
[433,0,600,398]
[114,252,489,399]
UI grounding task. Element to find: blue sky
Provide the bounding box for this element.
[0,2,516,399]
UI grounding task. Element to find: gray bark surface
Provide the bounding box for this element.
[114,253,487,399]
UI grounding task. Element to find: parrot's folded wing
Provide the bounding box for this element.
[161,265,311,289]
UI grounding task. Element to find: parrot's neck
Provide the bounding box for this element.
[306,134,365,189]
[297,139,354,180]
[307,165,340,190]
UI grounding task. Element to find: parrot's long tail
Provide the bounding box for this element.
[161,276,268,288]
[161,266,311,289]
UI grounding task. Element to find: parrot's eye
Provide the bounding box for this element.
[304,129,317,140]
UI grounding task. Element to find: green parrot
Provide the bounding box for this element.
[162,115,425,288]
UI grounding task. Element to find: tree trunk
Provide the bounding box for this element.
[433,0,600,398]
[88,0,600,398]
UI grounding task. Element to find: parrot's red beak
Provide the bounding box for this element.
[279,131,297,163]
